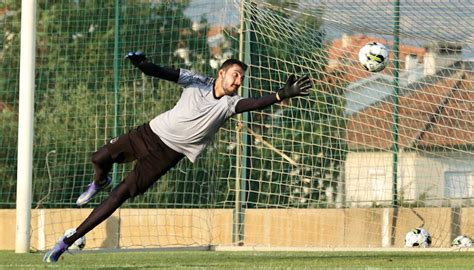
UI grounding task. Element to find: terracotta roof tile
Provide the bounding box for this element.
[346,71,468,150]
[418,73,474,147]
[326,34,426,80]
[321,34,472,150]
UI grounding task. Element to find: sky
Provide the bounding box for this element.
[185,0,239,26]
[184,0,473,58]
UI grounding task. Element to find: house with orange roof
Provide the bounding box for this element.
[335,35,474,207]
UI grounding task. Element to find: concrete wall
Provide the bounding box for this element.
[345,152,474,207]
[415,152,474,206]
[345,152,397,206]
[1,207,473,250]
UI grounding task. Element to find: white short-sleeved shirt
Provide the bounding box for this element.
[149,69,243,163]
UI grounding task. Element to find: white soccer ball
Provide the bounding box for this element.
[358,42,389,72]
[405,227,432,248]
[64,228,86,250]
[452,235,473,248]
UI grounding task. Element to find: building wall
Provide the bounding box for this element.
[345,152,391,207]
[345,152,418,206]
[415,152,474,206]
[345,151,474,207]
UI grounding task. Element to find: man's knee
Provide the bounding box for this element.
[92,148,113,167]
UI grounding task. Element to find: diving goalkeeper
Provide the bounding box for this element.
[44,52,312,262]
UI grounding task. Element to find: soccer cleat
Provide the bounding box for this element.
[43,238,69,263]
[76,176,112,206]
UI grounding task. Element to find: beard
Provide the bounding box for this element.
[223,87,236,95]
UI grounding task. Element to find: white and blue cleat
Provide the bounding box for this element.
[76,176,112,206]
[43,238,69,263]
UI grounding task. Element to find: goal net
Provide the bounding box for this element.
[1,0,473,251]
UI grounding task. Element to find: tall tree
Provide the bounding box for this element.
[241,1,346,208]
[0,0,213,207]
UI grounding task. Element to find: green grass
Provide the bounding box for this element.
[0,250,473,269]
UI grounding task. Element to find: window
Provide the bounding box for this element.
[369,169,386,201]
[444,171,470,198]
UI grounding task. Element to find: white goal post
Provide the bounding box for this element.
[16,0,37,253]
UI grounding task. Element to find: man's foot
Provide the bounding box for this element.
[76,176,112,206]
[43,238,69,263]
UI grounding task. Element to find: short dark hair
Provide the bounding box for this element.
[219,58,248,72]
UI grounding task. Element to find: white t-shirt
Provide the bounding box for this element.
[149,69,243,163]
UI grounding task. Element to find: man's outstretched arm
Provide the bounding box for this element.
[235,75,312,113]
[125,52,179,83]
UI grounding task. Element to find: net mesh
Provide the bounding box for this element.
[0,0,473,250]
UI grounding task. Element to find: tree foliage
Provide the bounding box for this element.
[0,0,213,208]
[0,1,345,209]
[242,1,346,208]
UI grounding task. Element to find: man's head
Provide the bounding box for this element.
[215,59,247,97]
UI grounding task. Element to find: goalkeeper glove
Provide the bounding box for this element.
[276,74,312,101]
[125,51,147,66]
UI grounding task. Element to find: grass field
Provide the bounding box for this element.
[0,250,473,269]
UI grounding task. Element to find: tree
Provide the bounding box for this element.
[0,0,215,207]
[0,0,22,208]
[241,1,346,208]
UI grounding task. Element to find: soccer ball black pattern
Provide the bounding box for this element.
[358,42,389,72]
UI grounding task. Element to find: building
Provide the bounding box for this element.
[339,36,474,207]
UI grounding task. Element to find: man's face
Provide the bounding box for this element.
[219,64,245,95]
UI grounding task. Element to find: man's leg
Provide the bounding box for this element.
[91,147,115,183]
[70,181,131,244]
[77,132,135,206]
[76,148,114,206]
[43,181,131,263]
[44,146,183,263]
[71,129,184,244]
[64,139,184,245]
[45,124,183,262]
